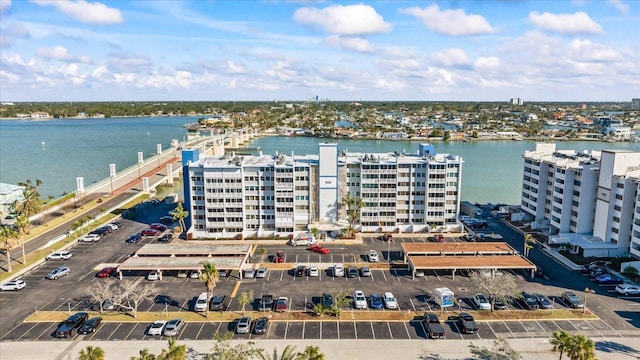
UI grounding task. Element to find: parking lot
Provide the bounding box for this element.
[1,202,639,342]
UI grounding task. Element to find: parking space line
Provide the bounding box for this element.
[16,323,40,341]
[106,323,123,340]
[403,322,411,339]
[353,322,357,339]
[533,321,547,332]
[502,321,515,338]
[519,321,534,338]
[584,321,604,337]
[381,271,387,282]
[230,280,242,298]
[451,321,464,339]
[279,270,284,281]
[301,322,305,340]
[284,322,289,339]
[598,320,624,338]
[319,321,322,340]
[124,323,140,340]
[409,298,417,312]
[486,322,499,339]
[369,322,374,340]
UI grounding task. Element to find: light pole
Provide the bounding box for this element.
[583,287,596,314]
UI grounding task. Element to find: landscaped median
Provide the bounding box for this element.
[25,308,599,324]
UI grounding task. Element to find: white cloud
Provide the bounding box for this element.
[324,35,373,53]
[400,5,495,36]
[607,0,629,15]
[36,46,92,63]
[31,0,124,24]
[293,4,392,36]
[107,53,150,73]
[529,11,603,35]
[375,79,407,91]
[430,48,472,68]
[474,57,501,71]
[226,60,245,74]
[91,65,108,79]
[0,23,30,47]
[567,39,619,62]
[0,0,11,12]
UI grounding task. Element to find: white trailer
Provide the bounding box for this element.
[460,201,482,218]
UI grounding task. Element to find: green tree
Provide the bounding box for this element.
[11,179,43,219]
[523,233,536,257]
[469,270,518,311]
[238,290,254,315]
[296,345,324,360]
[340,194,364,236]
[622,265,639,281]
[200,262,219,318]
[15,214,29,264]
[258,248,267,264]
[0,225,19,272]
[172,202,189,235]
[130,349,156,360]
[550,331,572,360]
[157,338,187,360]
[259,345,299,360]
[205,331,263,360]
[566,334,595,360]
[78,345,105,360]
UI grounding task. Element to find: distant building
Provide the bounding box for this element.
[509,98,524,106]
[632,98,640,110]
[30,112,50,119]
[0,183,24,221]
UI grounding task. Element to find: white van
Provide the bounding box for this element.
[194,292,209,312]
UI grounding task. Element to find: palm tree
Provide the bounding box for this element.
[550,330,572,360]
[172,202,189,235]
[130,349,155,360]
[199,262,219,318]
[157,338,187,360]
[258,248,267,264]
[14,215,29,264]
[12,179,42,219]
[78,345,105,360]
[0,225,19,272]
[523,233,536,257]
[340,194,364,236]
[296,345,324,360]
[259,345,299,360]
[567,334,596,360]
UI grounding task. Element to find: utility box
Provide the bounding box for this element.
[433,287,455,308]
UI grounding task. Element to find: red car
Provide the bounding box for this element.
[141,228,161,236]
[434,234,445,242]
[96,267,116,278]
[149,223,167,231]
[274,251,284,263]
[308,245,329,254]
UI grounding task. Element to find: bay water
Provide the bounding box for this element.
[1,117,638,204]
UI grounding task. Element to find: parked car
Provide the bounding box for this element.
[126,234,141,243]
[56,312,88,338]
[590,267,608,278]
[492,297,507,310]
[0,279,26,291]
[46,251,72,261]
[147,320,166,336]
[595,274,624,285]
[380,233,393,241]
[46,266,70,280]
[424,312,445,339]
[147,271,160,281]
[369,293,384,309]
[521,292,539,310]
[78,317,102,334]
[105,223,119,231]
[360,266,372,277]
[89,227,110,236]
[177,271,188,278]
[347,266,359,278]
[158,233,174,243]
[473,293,491,310]
[275,297,288,312]
[189,271,200,279]
[255,267,268,278]
[308,266,319,277]
[160,216,174,225]
[141,228,160,237]
[210,295,227,311]
[274,251,284,263]
[244,268,255,279]
[102,299,116,311]
[353,290,367,309]
[616,284,640,296]
[383,292,397,309]
[295,266,306,277]
[149,223,168,231]
[562,291,584,308]
[368,250,379,262]
[252,317,268,335]
[259,295,274,312]
[322,293,335,308]
[235,316,251,334]
[96,267,116,278]
[163,319,184,336]
[308,244,329,254]
[535,294,553,309]
[457,312,479,334]
[79,234,100,242]
[333,264,344,277]
[434,234,445,242]
[194,292,209,312]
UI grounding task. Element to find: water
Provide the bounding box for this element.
[0,117,194,198]
[1,117,638,204]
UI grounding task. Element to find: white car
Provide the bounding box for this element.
[45,251,72,261]
[244,268,255,279]
[46,266,70,280]
[333,264,344,277]
[368,250,379,263]
[616,284,640,296]
[354,290,367,309]
[473,293,492,310]
[308,266,319,277]
[383,292,398,309]
[147,320,166,335]
[147,271,160,281]
[79,234,100,242]
[255,267,268,279]
[194,292,209,312]
[105,223,119,231]
[1,279,26,291]
[164,319,184,336]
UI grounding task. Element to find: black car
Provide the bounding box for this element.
[158,233,174,243]
[89,228,109,236]
[347,266,359,278]
[160,216,174,225]
[210,295,227,311]
[322,293,335,308]
[252,317,268,335]
[78,317,102,334]
[126,234,141,243]
[521,292,539,310]
[56,312,88,338]
[295,266,306,277]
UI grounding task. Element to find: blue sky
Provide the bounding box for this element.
[0,0,638,102]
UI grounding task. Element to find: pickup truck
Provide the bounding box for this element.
[259,295,274,311]
[55,312,88,338]
[423,313,445,339]
[457,312,478,334]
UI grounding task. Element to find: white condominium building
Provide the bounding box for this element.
[184,143,464,239]
[521,143,640,258]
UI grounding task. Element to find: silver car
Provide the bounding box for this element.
[163,319,184,336]
[46,266,70,280]
[236,316,251,334]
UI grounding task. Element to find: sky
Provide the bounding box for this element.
[0,0,638,102]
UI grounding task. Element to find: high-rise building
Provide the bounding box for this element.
[521,143,640,258]
[183,144,464,239]
[631,98,640,110]
[509,98,523,106]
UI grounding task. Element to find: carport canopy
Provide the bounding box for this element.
[134,243,252,257]
[116,257,245,278]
